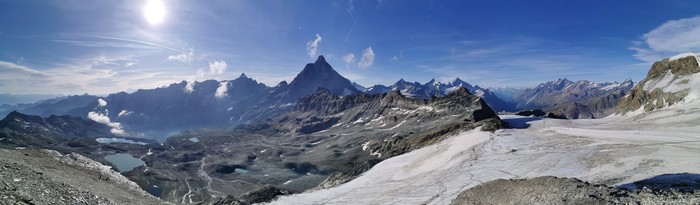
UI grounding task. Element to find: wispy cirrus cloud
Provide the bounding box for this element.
[54,33,187,53]
[0,61,45,76]
[0,53,174,95]
[631,16,700,62]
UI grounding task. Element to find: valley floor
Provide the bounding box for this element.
[267,104,700,204]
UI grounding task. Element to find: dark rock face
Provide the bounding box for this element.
[0,111,114,147]
[617,55,700,114]
[647,55,700,78]
[270,55,360,102]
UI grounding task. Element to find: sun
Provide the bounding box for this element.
[143,0,166,25]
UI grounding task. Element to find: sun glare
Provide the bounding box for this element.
[143,0,166,25]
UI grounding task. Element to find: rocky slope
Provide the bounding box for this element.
[0,111,116,148]
[544,89,628,119]
[617,53,700,114]
[451,176,700,205]
[0,148,168,205]
[123,87,502,203]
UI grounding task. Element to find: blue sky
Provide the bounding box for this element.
[1,0,700,94]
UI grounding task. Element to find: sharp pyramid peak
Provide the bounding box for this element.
[315,55,327,63]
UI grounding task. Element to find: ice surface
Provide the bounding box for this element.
[268,111,700,205]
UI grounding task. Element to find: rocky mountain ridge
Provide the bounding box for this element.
[0,111,116,148]
[362,78,512,112]
[617,53,700,114]
[0,56,508,139]
[490,78,634,118]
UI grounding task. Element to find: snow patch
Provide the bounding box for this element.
[601,82,620,91]
[416,106,434,112]
[361,141,371,151]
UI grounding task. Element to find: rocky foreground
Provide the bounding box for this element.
[0,148,168,205]
[451,176,700,205]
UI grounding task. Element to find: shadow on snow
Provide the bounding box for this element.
[501,116,543,129]
[620,173,700,192]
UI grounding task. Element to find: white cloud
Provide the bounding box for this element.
[87,111,125,135]
[97,98,107,107]
[167,48,195,63]
[197,60,228,76]
[209,60,227,75]
[343,53,356,65]
[358,47,375,68]
[184,80,195,93]
[87,111,110,124]
[306,33,323,58]
[631,16,700,62]
[0,61,45,76]
[0,54,168,95]
[118,110,133,117]
[215,81,229,98]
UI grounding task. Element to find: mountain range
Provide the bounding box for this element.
[491,78,634,118]
[0,55,639,138]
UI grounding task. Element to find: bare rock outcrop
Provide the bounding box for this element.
[617,55,700,114]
